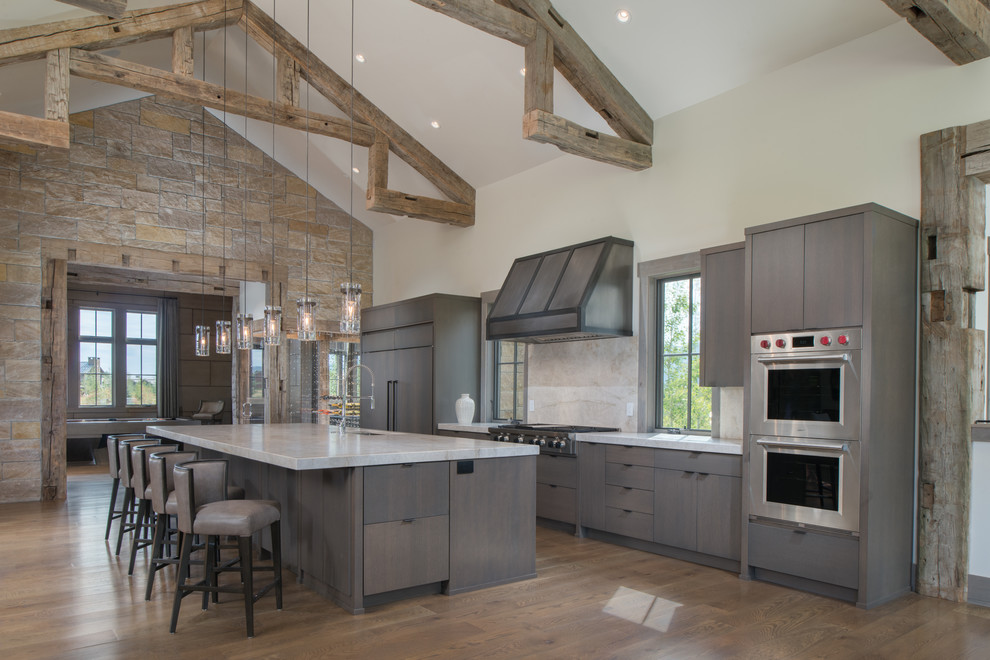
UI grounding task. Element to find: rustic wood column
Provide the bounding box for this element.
[41,259,67,502]
[918,126,987,601]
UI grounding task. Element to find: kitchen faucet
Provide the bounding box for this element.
[338,363,374,432]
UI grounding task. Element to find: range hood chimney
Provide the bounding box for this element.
[487,236,633,343]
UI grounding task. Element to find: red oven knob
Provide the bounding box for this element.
[820,336,831,346]
[775,339,786,349]
[838,334,849,345]
[760,339,771,350]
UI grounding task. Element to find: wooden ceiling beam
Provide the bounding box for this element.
[0,0,239,67]
[523,109,651,171]
[524,26,553,114]
[0,109,70,149]
[241,0,476,208]
[54,0,128,19]
[68,49,377,146]
[45,49,71,123]
[409,0,537,46]
[171,26,194,76]
[367,188,475,227]
[503,0,653,146]
[882,0,990,64]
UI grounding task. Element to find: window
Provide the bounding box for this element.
[656,274,711,431]
[72,304,157,410]
[494,340,525,421]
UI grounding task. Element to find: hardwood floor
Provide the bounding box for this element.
[3,468,990,659]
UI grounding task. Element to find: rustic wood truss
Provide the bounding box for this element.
[882,0,990,65]
[412,0,653,170]
[0,0,655,224]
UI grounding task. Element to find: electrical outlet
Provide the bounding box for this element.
[626,402,634,417]
[528,399,535,412]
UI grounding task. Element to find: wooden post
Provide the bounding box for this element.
[524,26,553,114]
[42,259,68,502]
[275,50,299,106]
[171,26,194,76]
[45,48,70,123]
[918,125,987,601]
[368,130,389,193]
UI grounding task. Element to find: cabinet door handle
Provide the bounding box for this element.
[401,518,415,524]
[682,471,695,476]
[622,487,632,491]
[390,380,397,430]
[793,528,807,535]
[385,380,393,431]
[622,509,632,514]
[549,484,557,489]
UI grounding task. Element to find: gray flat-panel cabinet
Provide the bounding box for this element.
[653,467,697,549]
[360,294,480,434]
[750,224,804,334]
[803,215,864,329]
[696,473,741,560]
[700,242,746,386]
[578,442,606,530]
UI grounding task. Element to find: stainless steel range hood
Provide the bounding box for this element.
[487,236,633,343]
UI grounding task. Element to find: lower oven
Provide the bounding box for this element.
[750,436,860,533]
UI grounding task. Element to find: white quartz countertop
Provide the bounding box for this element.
[436,422,492,434]
[148,423,537,470]
[576,432,743,455]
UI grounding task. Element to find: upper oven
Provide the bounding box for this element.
[750,328,862,442]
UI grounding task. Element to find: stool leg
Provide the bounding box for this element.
[271,520,282,610]
[128,498,149,575]
[145,513,167,601]
[104,476,120,540]
[203,535,215,611]
[115,487,134,556]
[170,532,194,634]
[239,535,254,638]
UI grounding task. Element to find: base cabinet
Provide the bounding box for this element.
[364,516,449,595]
[748,520,859,591]
[536,454,577,524]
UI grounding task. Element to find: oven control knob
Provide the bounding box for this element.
[536,437,546,446]
[838,334,849,345]
[760,339,771,350]
[775,339,787,349]
[515,435,524,443]
[500,434,509,442]
[555,440,565,449]
[820,336,831,346]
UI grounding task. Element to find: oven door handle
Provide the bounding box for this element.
[756,438,849,453]
[757,353,850,364]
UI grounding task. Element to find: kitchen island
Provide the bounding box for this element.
[148,423,538,614]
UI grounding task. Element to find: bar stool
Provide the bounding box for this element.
[104,433,146,540]
[145,450,199,600]
[115,438,160,556]
[170,460,282,638]
[128,442,178,575]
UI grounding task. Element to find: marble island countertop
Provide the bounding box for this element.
[148,423,538,470]
[575,431,743,455]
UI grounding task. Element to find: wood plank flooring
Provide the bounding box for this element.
[2,467,990,658]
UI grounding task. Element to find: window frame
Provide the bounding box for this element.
[655,272,709,432]
[493,339,526,422]
[67,297,159,415]
[637,252,716,435]
[480,289,527,424]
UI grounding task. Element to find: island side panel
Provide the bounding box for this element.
[447,455,537,594]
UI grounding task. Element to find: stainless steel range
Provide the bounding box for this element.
[488,423,619,456]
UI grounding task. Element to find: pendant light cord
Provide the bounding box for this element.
[270,0,277,314]
[349,0,355,288]
[220,0,227,333]
[304,0,311,309]
[199,28,207,334]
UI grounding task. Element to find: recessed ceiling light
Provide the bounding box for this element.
[352,167,360,174]
[616,9,630,23]
[430,120,441,129]
[354,53,366,63]
[520,67,526,77]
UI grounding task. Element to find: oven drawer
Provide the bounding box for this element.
[748,520,859,589]
[605,463,654,490]
[605,485,653,514]
[605,507,653,541]
[536,483,576,523]
[605,445,654,467]
[537,454,577,488]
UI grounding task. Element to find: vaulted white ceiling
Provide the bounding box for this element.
[0,0,901,229]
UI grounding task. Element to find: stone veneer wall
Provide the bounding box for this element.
[0,95,372,503]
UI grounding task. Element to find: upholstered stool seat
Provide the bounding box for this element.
[114,437,159,556]
[145,450,199,601]
[104,434,147,540]
[128,442,177,575]
[170,460,282,638]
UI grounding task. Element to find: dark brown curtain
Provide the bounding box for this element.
[157,297,179,418]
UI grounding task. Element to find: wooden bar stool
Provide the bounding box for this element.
[128,443,178,575]
[104,433,146,540]
[170,460,282,638]
[114,437,158,556]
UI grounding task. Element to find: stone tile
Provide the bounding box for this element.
[11,421,40,439]
[5,265,41,284]
[158,207,205,231]
[69,144,107,168]
[2,382,40,398]
[0,398,41,420]
[0,477,41,503]
[76,220,124,246]
[19,216,77,240]
[106,207,137,225]
[121,189,159,212]
[0,263,6,281]
[134,225,186,246]
[2,461,41,481]
[34,149,70,171]
[45,182,84,201]
[78,166,135,189]
[159,191,188,210]
[69,111,94,128]
[0,282,40,306]
[160,179,197,196]
[13,319,40,341]
[0,339,39,359]
[93,111,133,141]
[132,125,173,158]
[140,108,190,135]
[0,189,44,214]
[0,304,40,320]
[0,423,8,440]
[45,199,108,222]
[135,174,160,193]
[0,318,13,341]
[147,157,195,181]
[107,156,146,174]
[82,185,122,207]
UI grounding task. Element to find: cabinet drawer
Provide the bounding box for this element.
[394,323,433,349]
[748,521,859,589]
[536,483,576,524]
[605,462,654,490]
[605,445,654,467]
[605,507,653,542]
[537,454,577,487]
[654,449,741,477]
[364,462,449,524]
[364,515,449,595]
[605,485,653,515]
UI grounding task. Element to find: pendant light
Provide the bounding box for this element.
[235,15,253,350]
[195,27,210,357]
[296,0,316,341]
[339,0,360,336]
[264,0,282,346]
[215,9,232,355]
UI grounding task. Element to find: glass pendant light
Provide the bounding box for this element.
[339,0,361,336]
[264,2,282,347]
[340,282,361,335]
[195,325,211,357]
[235,20,252,352]
[216,319,231,354]
[215,14,231,356]
[236,313,253,350]
[296,297,317,341]
[195,31,210,358]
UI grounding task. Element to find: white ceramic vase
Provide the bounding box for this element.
[455,393,475,424]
